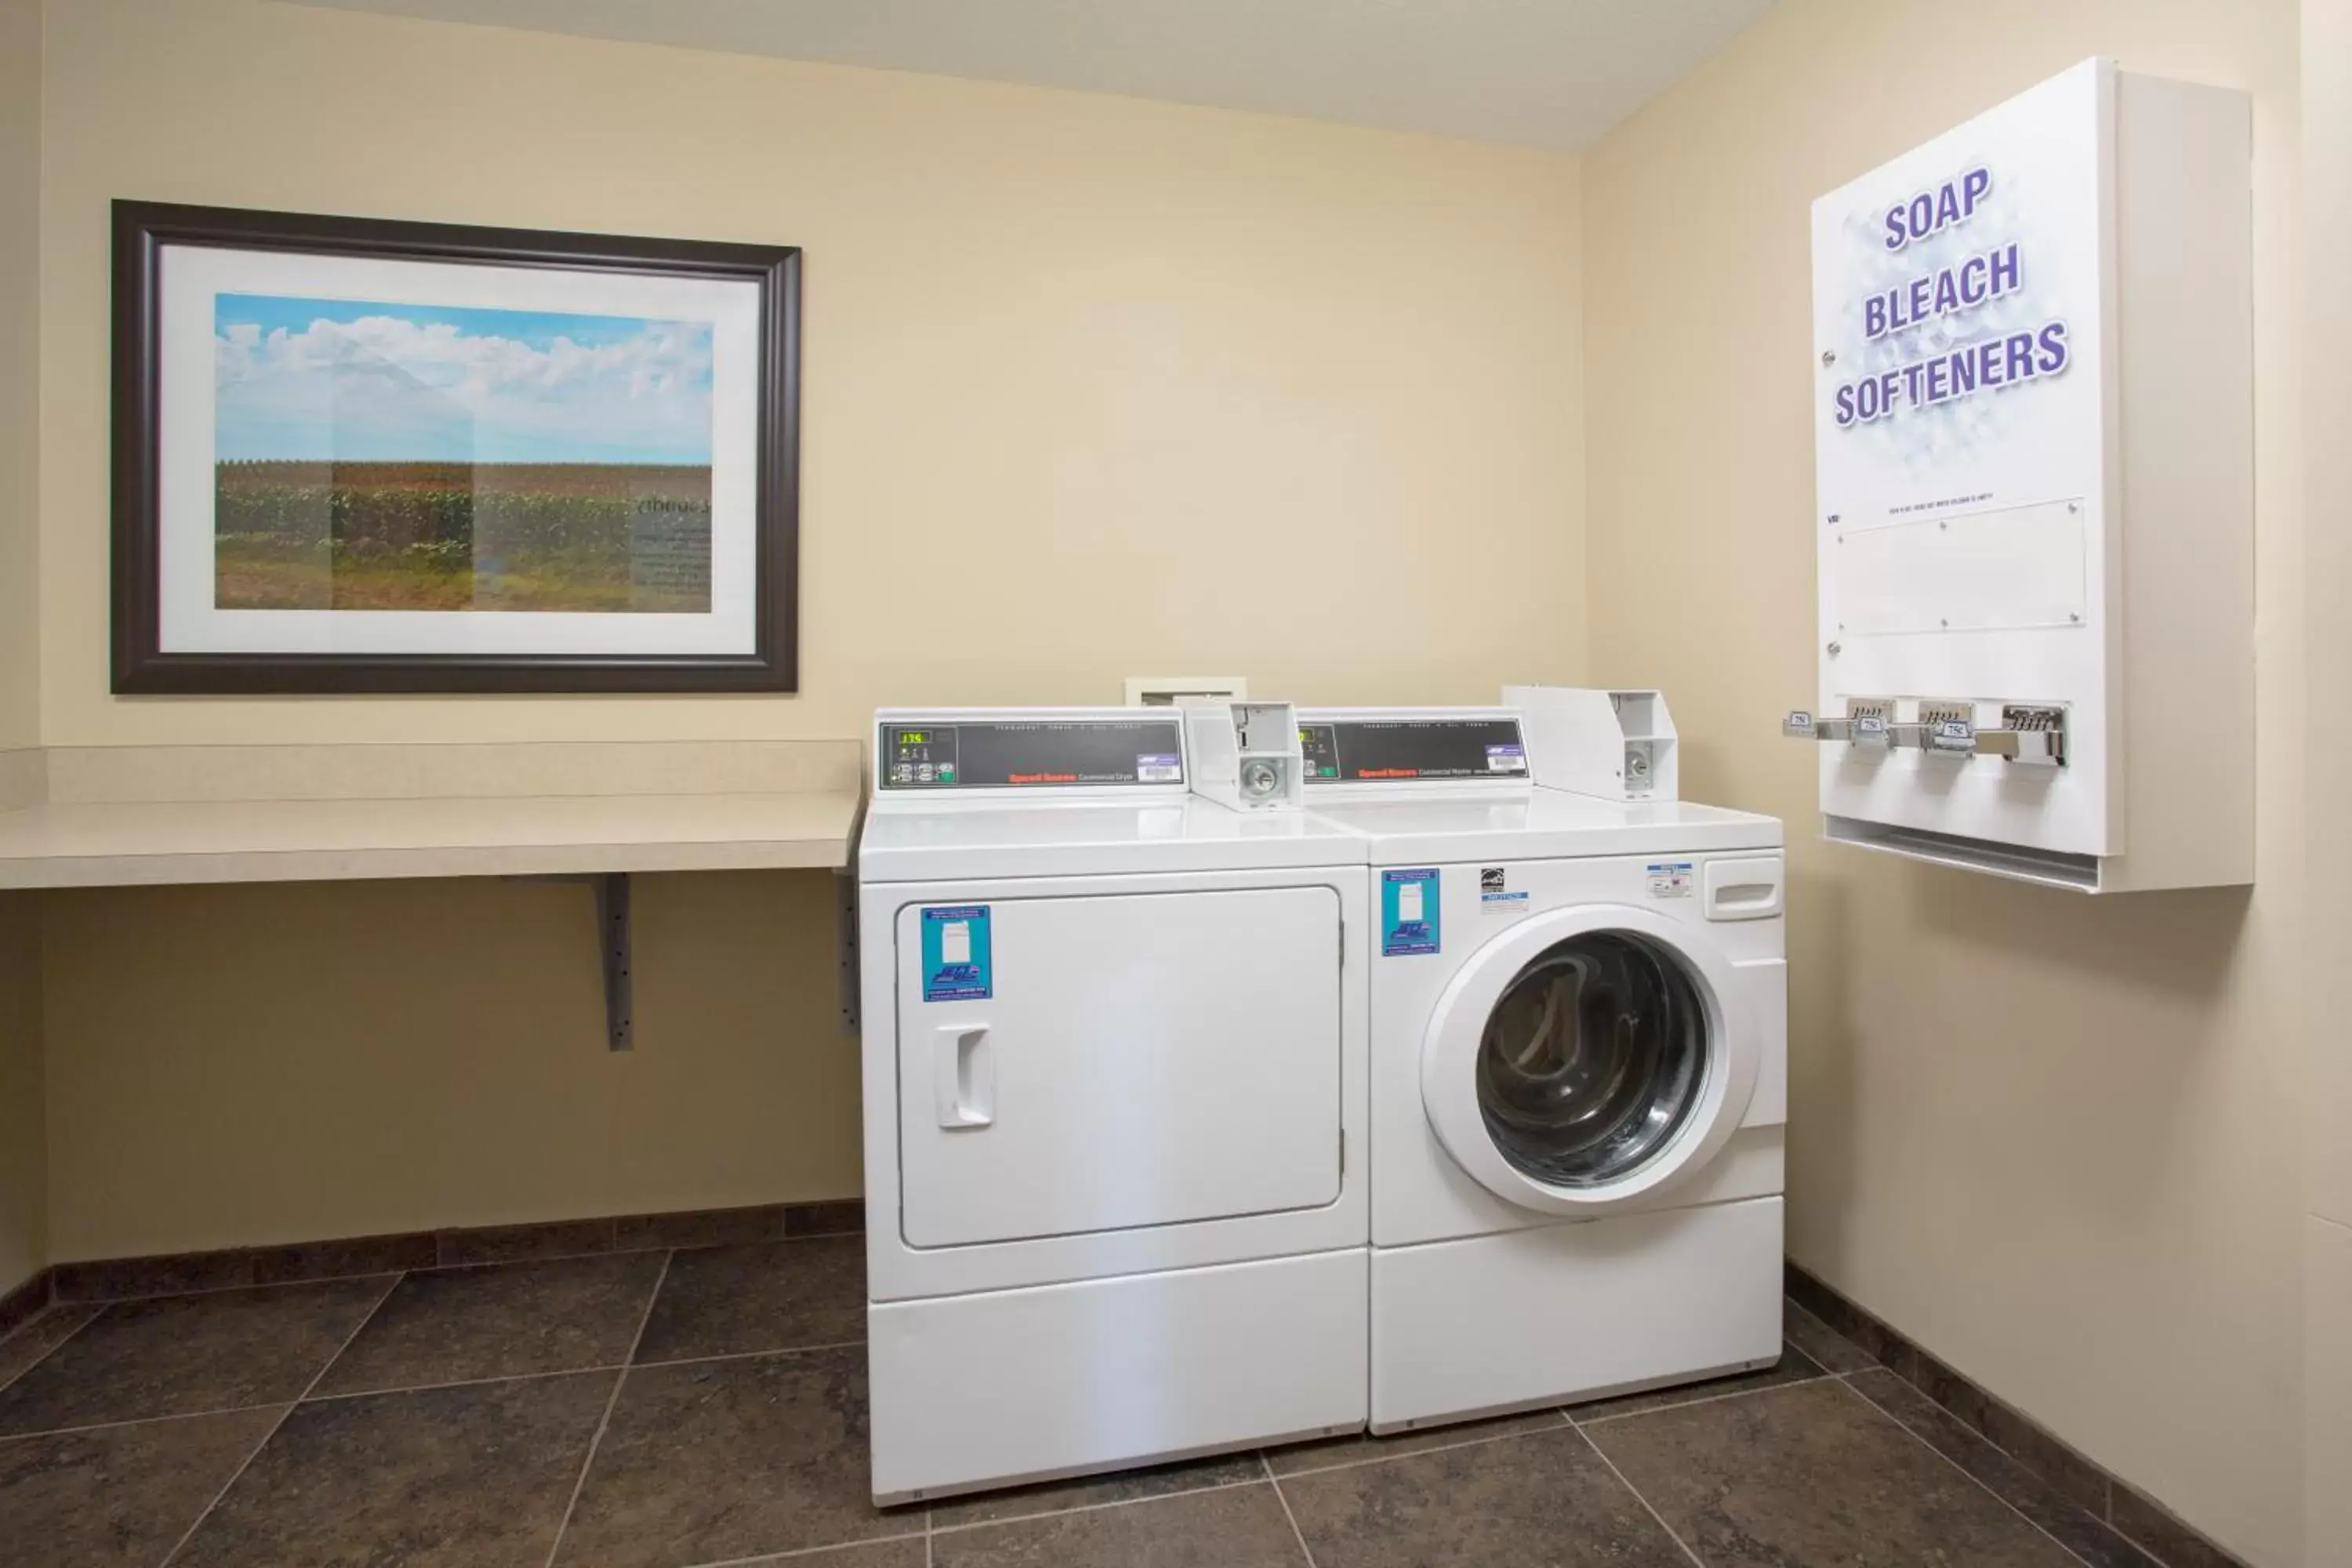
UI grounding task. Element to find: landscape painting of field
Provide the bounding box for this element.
[212,294,716,613]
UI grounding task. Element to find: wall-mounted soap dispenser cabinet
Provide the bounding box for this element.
[1789,57,2253,893]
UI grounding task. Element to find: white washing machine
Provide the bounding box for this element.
[856,708,1370,1502]
[1298,706,1788,1430]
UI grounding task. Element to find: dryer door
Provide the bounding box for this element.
[895,884,1344,1248]
[1421,904,1757,1216]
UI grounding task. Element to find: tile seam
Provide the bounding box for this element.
[0,1303,102,1403]
[53,1205,862,1302]
[0,1269,58,1345]
[929,1472,1273,1537]
[1570,1421,1706,1568]
[1261,1420,1571,1486]
[1571,1372,1835,1428]
[1829,1369,2113,1568]
[306,1360,642,1405]
[540,1248,673,1568]
[632,1338,867,1371]
[668,1525,933,1567]
[156,1269,405,1566]
[1261,1452,1321,1567]
[0,1334,876,1440]
[51,1269,406,1308]
[1788,1267,2234,1568]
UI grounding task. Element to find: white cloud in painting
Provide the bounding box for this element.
[213,300,716,465]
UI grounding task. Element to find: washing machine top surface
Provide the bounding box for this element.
[860,706,1366,882]
[1306,790,1781,864]
[1294,706,1778,862]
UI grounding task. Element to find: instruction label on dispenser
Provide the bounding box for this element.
[1382,869,1441,955]
[1646,862,1695,898]
[921,906,993,1001]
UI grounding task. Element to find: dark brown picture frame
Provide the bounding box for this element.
[111,200,800,694]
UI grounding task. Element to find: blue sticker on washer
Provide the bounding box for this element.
[1381,869,1441,956]
[921,906,993,1000]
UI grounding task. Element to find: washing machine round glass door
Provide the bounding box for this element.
[1420,904,1759,1214]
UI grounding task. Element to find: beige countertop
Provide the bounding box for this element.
[0,741,864,889]
[0,790,861,888]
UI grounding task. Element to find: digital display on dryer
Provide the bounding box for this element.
[880,720,1186,789]
[1298,724,1342,780]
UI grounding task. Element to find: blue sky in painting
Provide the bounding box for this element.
[213,294,716,465]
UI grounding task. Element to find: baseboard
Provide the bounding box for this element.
[1785,1261,2252,1568]
[42,1199,866,1304]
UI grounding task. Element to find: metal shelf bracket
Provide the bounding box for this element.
[505,871,633,1050]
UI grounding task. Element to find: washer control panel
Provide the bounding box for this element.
[1297,717,1529,784]
[878,719,1187,790]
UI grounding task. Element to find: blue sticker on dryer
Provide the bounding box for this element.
[921,906,993,1000]
[1381,869,1441,956]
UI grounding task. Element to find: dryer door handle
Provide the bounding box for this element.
[933,1025,995,1129]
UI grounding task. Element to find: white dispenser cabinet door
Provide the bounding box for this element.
[895,886,1342,1248]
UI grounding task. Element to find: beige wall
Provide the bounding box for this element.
[26,2,1587,1255]
[0,0,45,1299]
[0,894,44,1298]
[40,873,858,1261]
[38,0,1585,747]
[2304,0,2352,1562]
[1,0,38,753]
[1582,3,2302,1563]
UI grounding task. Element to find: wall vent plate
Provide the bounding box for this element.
[1125,676,1248,707]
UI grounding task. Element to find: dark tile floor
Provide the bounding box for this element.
[0,1236,2166,1567]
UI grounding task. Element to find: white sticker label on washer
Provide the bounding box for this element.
[1646,861,1694,898]
[1397,880,1425,921]
[939,921,972,963]
[1479,866,1529,913]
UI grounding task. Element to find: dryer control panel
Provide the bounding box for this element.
[877,716,1186,792]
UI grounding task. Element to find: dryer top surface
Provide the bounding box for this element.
[858,797,1367,883]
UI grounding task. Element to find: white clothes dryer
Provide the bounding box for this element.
[1298,706,1788,1431]
[857,709,1370,1503]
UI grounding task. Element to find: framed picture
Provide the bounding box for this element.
[111,201,800,693]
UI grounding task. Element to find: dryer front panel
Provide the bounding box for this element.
[894,885,1343,1249]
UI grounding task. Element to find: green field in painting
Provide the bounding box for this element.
[213,461,714,613]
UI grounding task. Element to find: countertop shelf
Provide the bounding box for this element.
[0,741,864,890]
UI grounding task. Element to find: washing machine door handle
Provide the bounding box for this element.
[1419,903,1760,1216]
